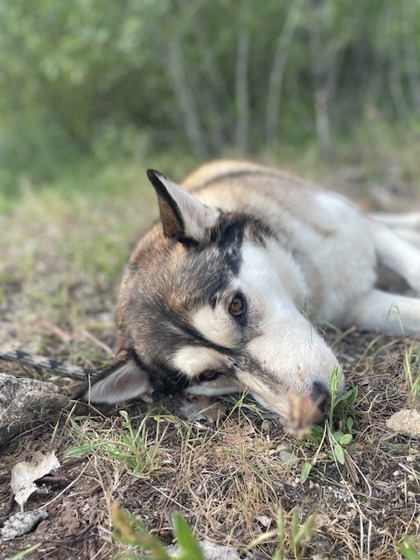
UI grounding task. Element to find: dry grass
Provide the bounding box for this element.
[0,156,419,560]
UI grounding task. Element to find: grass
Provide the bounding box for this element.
[112,505,206,560]
[404,346,420,409]
[299,368,358,483]
[397,535,420,560]
[1,134,420,559]
[66,411,168,479]
[112,502,317,560]
[246,507,317,560]
[5,545,42,560]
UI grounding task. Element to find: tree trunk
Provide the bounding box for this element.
[265,0,302,152]
[166,39,208,159]
[402,0,420,114]
[235,31,250,152]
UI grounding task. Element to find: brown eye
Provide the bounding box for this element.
[199,370,220,382]
[228,293,246,317]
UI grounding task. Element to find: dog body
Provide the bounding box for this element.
[78,160,420,432]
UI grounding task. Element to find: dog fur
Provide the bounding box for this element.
[76,160,420,432]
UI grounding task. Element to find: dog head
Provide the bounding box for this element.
[77,170,343,433]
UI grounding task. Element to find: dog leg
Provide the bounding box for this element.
[389,228,420,249]
[369,220,420,293]
[345,289,420,335]
[370,212,420,230]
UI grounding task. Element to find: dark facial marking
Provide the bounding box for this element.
[311,381,331,415]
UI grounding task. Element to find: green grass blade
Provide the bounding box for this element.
[172,512,205,560]
[6,545,41,560]
[397,535,420,560]
[300,460,313,484]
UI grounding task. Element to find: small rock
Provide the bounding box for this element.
[1,509,48,540]
[0,373,70,447]
[256,515,272,528]
[270,444,299,465]
[260,419,271,432]
[386,409,420,438]
[279,450,297,464]
[166,538,240,560]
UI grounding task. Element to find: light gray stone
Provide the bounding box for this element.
[0,373,69,447]
[386,409,420,438]
[166,539,240,560]
[1,509,49,540]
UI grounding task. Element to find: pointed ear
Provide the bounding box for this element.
[74,349,152,404]
[147,169,219,240]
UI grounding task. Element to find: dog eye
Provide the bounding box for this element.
[228,293,246,317]
[199,370,221,382]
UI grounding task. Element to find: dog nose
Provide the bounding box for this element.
[287,381,332,438]
[311,381,331,416]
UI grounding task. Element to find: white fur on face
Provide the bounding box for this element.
[191,304,241,348]
[170,346,229,379]
[170,345,240,395]
[238,239,342,397]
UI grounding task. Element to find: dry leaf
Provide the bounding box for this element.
[11,451,60,510]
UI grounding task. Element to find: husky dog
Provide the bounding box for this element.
[76,160,420,433]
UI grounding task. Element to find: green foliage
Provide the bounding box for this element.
[300,368,358,482]
[171,514,206,560]
[67,411,167,479]
[404,346,420,409]
[112,503,173,560]
[113,504,316,560]
[112,505,205,560]
[246,506,316,560]
[397,535,420,560]
[276,508,316,560]
[1,0,420,186]
[5,545,41,560]
[330,372,357,429]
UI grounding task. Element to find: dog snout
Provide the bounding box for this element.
[287,381,332,439]
[310,381,331,416]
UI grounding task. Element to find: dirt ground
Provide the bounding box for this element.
[0,330,419,560]
[0,165,419,560]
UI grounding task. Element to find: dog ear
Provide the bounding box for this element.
[147,169,219,240]
[74,348,152,404]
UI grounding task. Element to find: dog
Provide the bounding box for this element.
[76,160,420,433]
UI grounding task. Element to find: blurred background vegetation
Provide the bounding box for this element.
[1,0,420,196]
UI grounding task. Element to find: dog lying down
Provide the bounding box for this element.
[76,160,420,435]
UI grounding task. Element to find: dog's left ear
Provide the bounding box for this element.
[147,169,219,240]
[74,348,152,404]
